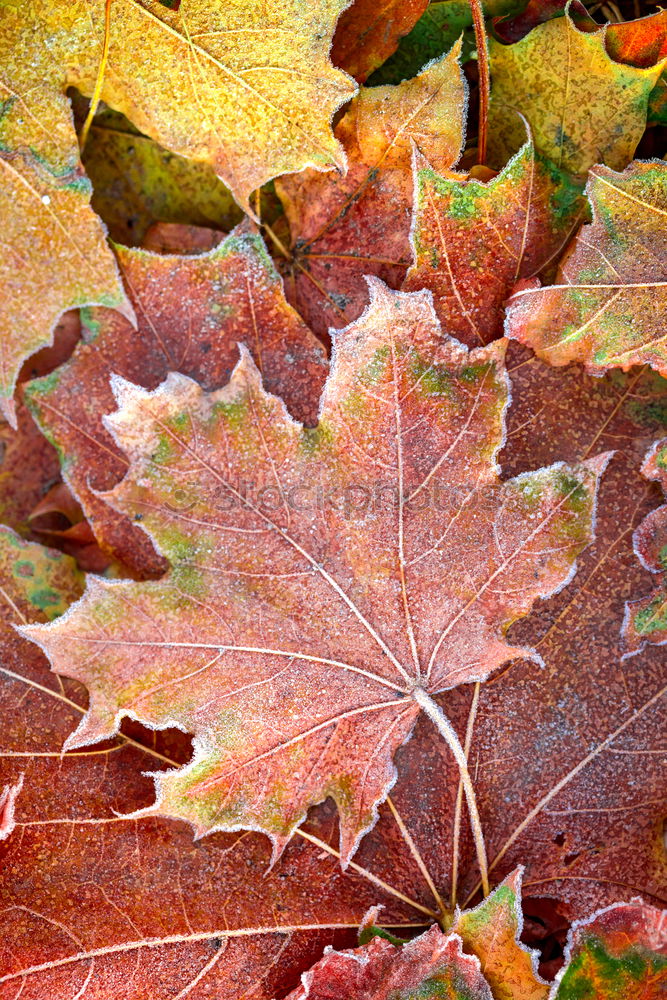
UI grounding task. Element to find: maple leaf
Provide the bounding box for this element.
[605,10,667,129]
[25,223,327,577]
[0,401,61,538]
[285,926,493,999]
[453,868,547,999]
[0,0,353,421]
[286,869,549,1000]
[403,138,581,348]
[505,161,667,377]
[487,6,665,177]
[605,10,667,69]
[367,1,475,87]
[623,438,667,655]
[286,877,666,1000]
[331,0,429,83]
[23,281,605,867]
[0,529,432,998]
[491,0,585,44]
[3,0,355,211]
[463,348,667,918]
[2,353,665,998]
[275,48,466,338]
[0,89,131,427]
[552,899,667,998]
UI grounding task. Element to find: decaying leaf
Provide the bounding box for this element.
[403,139,581,347]
[487,7,665,177]
[285,926,493,999]
[453,868,547,999]
[275,48,466,338]
[505,160,667,377]
[0,400,61,537]
[0,0,354,421]
[460,350,667,918]
[368,1,474,86]
[25,224,326,577]
[23,282,604,862]
[2,357,665,998]
[605,10,667,70]
[605,10,667,129]
[331,0,429,83]
[1,3,666,996]
[623,438,667,655]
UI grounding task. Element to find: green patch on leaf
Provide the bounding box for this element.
[633,593,667,636]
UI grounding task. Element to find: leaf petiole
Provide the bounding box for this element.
[412,686,490,899]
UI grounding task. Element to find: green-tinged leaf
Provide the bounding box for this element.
[404,139,582,347]
[623,438,667,654]
[22,281,605,862]
[554,900,667,999]
[488,8,664,177]
[505,160,667,376]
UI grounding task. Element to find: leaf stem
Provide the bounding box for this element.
[450,681,480,908]
[469,0,489,165]
[412,687,489,898]
[80,0,113,149]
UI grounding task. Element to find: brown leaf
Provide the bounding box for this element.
[403,140,581,348]
[275,48,466,338]
[505,161,667,377]
[23,282,604,863]
[285,926,493,999]
[0,530,431,999]
[331,0,429,82]
[488,9,664,177]
[25,224,327,577]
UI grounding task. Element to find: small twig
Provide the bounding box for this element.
[469,0,490,165]
[80,0,112,149]
[412,687,490,898]
[261,221,292,262]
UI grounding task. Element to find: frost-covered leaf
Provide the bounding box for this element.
[0,529,428,999]
[623,438,667,655]
[553,899,667,999]
[0,0,354,421]
[404,140,581,347]
[331,0,429,82]
[285,926,493,1000]
[285,881,666,1000]
[488,7,664,177]
[275,49,466,338]
[0,90,130,427]
[454,868,547,999]
[368,1,474,86]
[505,161,667,377]
[3,0,355,212]
[80,105,242,246]
[23,282,604,861]
[25,224,326,576]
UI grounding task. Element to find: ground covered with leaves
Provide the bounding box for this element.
[0,0,666,997]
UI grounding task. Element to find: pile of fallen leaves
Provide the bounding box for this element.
[1,0,666,997]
